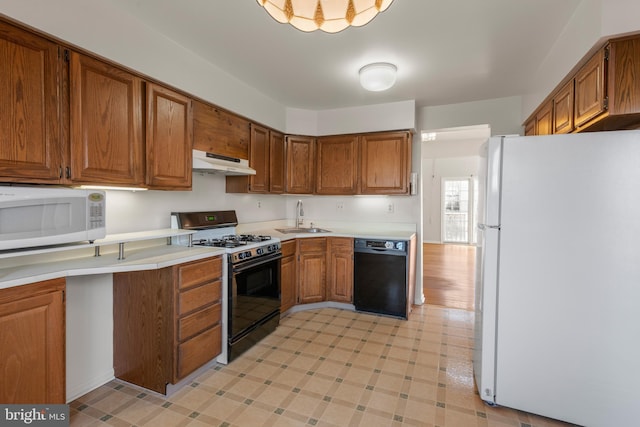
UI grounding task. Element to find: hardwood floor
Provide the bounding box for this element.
[423,243,476,311]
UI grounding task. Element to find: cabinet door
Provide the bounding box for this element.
[192,100,250,159]
[280,240,296,312]
[316,135,358,195]
[0,279,65,404]
[553,80,574,134]
[146,83,192,190]
[360,132,411,194]
[608,38,640,116]
[327,238,354,303]
[269,131,285,193]
[297,238,326,304]
[535,101,553,135]
[286,135,315,194]
[0,21,63,183]
[248,124,270,193]
[575,48,606,128]
[69,52,144,185]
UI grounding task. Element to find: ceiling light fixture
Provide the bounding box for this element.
[359,62,397,91]
[256,0,394,33]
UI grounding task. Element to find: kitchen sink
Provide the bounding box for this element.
[275,227,332,234]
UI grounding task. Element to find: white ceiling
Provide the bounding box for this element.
[108,0,582,111]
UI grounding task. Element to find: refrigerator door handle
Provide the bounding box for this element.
[478,224,500,230]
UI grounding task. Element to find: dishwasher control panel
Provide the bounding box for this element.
[354,239,407,252]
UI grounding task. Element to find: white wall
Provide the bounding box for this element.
[419,96,522,136]
[523,0,640,119]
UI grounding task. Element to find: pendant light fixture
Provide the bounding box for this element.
[359,62,397,91]
[256,0,394,33]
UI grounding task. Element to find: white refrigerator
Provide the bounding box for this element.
[474,131,640,427]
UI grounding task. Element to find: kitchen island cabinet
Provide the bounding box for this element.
[0,278,65,404]
[113,256,222,394]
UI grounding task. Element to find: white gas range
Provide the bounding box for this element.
[171,210,282,364]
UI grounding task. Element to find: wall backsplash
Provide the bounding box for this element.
[105,173,418,234]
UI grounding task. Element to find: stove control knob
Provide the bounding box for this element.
[257,247,264,255]
[385,241,394,249]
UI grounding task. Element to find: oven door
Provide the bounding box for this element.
[228,253,281,344]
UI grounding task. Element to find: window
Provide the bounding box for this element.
[442,178,474,244]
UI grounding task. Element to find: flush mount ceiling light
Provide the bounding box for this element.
[256,0,394,33]
[359,62,397,91]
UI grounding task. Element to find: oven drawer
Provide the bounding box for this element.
[177,257,222,290]
[177,324,221,380]
[178,302,221,341]
[179,280,221,315]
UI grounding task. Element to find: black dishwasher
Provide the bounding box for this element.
[353,238,409,319]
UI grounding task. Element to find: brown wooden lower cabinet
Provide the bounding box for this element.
[327,237,354,303]
[295,237,355,306]
[113,256,222,394]
[0,278,65,404]
[280,240,297,313]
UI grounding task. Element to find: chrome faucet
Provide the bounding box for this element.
[296,200,304,228]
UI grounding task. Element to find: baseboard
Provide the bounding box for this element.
[66,369,115,403]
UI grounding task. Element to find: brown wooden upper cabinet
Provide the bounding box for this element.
[524,34,640,134]
[360,131,411,195]
[145,83,193,190]
[269,131,285,193]
[192,100,250,159]
[286,135,316,194]
[553,80,575,134]
[226,124,284,194]
[69,51,145,186]
[0,20,64,183]
[574,48,606,128]
[315,135,359,195]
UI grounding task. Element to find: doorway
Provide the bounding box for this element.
[421,125,490,311]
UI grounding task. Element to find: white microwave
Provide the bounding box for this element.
[0,186,106,251]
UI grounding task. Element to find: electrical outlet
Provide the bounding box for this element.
[387,203,394,213]
[336,202,344,211]
[257,201,262,208]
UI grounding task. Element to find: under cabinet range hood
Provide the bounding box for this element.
[192,149,256,176]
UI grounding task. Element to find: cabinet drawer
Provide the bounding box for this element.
[281,240,296,257]
[298,237,326,253]
[179,281,221,315]
[329,237,353,250]
[178,303,221,342]
[177,324,221,380]
[177,257,222,290]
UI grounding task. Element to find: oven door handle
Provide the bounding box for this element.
[232,253,282,273]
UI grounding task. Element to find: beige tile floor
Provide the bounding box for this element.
[69,306,576,427]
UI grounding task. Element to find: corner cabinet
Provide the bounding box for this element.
[145,83,193,190]
[0,278,65,404]
[316,135,359,195]
[69,51,145,186]
[360,131,411,195]
[113,256,223,394]
[286,135,316,194]
[0,20,64,183]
